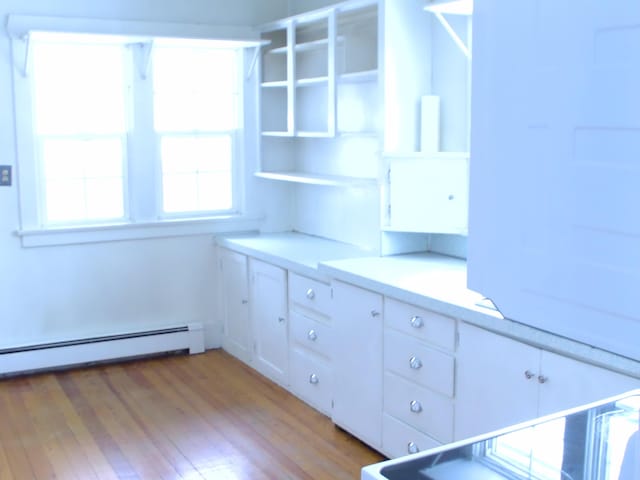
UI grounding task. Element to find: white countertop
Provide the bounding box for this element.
[216,232,640,378]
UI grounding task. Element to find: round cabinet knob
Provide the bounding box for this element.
[538,375,548,384]
[306,288,315,300]
[309,373,319,385]
[410,316,424,328]
[409,356,423,370]
[409,400,423,413]
[370,310,380,318]
[524,370,535,380]
[307,329,318,341]
[407,442,420,454]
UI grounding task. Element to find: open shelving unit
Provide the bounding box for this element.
[257,0,380,188]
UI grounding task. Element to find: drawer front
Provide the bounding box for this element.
[290,348,332,415]
[382,413,441,459]
[384,329,455,397]
[290,310,331,359]
[384,372,454,443]
[289,273,331,317]
[384,298,456,351]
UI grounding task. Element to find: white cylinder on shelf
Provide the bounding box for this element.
[420,95,440,153]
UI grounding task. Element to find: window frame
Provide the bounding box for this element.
[8,15,264,247]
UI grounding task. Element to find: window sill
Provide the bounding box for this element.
[15,215,264,248]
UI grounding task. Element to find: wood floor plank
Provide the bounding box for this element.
[0,349,384,480]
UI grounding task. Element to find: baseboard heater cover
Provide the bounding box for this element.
[0,323,205,376]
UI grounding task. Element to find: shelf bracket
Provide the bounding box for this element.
[15,33,32,77]
[247,45,260,80]
[138,41,154,79]
[433,12,471,59]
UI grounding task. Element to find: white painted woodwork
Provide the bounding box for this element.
[249,258,289,386]
[288,272,332,317]
[468,0,640,360]
[331,280,383,448]
[455,322,640,441]
[384,297,456,352]
[220,248,252,364]
[386,153,469,234]
[455,322,540,441]
[289,347,333,414]
[382,413,441,459]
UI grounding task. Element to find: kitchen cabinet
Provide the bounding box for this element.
[455,322,639,440]
[288,272,333,414]
[381,0,471,234]
[382,298,457,457]
[219,248,251,364]
[257,0,379,188]
[331,280,383,449]
[249,258,288,386]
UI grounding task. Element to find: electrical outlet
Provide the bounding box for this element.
[0,165,11,186]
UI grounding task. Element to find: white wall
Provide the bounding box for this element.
[0,0,288,350]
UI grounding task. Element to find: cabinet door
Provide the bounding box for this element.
[331,281,383,449]
[219,248,251,364]
[455,322,539,441]
[249,259,288,386]
[538,351,640,417]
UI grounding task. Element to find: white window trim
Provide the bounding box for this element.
[8,15,265,248]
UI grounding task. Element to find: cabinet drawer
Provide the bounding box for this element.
[382,413,441,459]
[384,372,454,443]
[384,298,456,351]
[290,310,331,359]
[289,273,331,317]
[290,348,332,415]
[384,329,455,397]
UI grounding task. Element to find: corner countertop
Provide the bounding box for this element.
[216,232,640,378]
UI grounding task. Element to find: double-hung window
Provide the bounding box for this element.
[9,17,259,246]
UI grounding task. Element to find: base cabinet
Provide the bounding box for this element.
[331,280,383,449]
[455,322,640,441]
[249,258,288,386]
[219,248,251,364]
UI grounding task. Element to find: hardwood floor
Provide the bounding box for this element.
[0,349,384,479]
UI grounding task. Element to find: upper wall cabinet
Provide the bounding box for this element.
[382,0,472,234]
[257,0,380,188]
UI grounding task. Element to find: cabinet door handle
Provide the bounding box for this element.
[410,316,424,328]
[306,288,315,300]
[278,316,286,323]
[538,375,548,384]
[409,400,423,413]
[407,442,420,454]
[307,329,317,341]
[241,299,248,305]
[309,373,319,385]
[524,370,535,380]
[371,310,380,317]
[409,356,423,370]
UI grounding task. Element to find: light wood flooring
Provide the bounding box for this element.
[0,349,384,479]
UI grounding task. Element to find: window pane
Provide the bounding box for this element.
[32,41,127,135]
[152,47,238,132]
[160,135,233,213]
[41,137,125,224]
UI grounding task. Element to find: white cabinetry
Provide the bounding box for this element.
[382,298,457,458]
[332,280,383,449]
[219,248,251,364]
[257,1,379,188]
[382,0,471,234]
[455,322,640,441]
[249,259,288,386]
[288,273,333,415]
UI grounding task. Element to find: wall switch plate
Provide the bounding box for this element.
[0,165,11,186]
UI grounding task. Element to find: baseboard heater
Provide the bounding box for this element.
[0,323,205,376]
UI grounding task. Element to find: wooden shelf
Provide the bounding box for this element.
[261,80,288,88]
[255,171,377,188]
[296,76,329,86]
[269,38,331,55]
[262,131,293,137]
[339,69,378,83]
